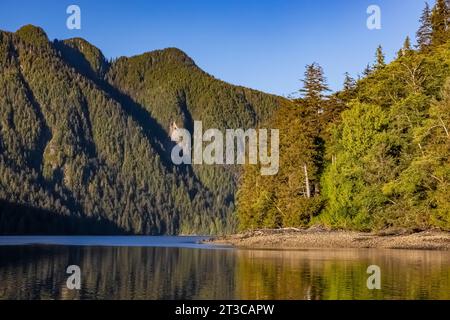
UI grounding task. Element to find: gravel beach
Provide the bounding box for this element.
[206,227,450,250]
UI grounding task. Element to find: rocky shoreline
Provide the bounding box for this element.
[205,227,450,250]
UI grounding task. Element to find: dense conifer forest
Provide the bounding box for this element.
[236,1,450,232]
[0,24,285,235]
[1,1,449,235]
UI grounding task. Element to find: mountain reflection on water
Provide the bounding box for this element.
[0,237,449,300]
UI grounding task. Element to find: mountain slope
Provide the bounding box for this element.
[105,47,286,233]
[0,25,287,235]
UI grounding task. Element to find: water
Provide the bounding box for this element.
[0,236,216,249]
[0,236,449,300]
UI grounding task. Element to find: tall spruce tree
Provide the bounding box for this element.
[397,36,412,58]
[300,63,330,114]
[363,63,373,77]
[375,45,386,69]
[416,2,433,50]
[403,36,412,50]
[431,0,449,46]
[343,72,356,91]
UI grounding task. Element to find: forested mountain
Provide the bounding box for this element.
[236,1,450,232]
[3,2,449,236]
[0,24,285,235]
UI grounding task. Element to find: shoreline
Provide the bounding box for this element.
[205,227,450,251]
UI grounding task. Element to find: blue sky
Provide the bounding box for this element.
[0,0,430,95]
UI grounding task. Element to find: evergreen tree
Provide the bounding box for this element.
[397,36,412,58]
[343,72,356,91]
[416,2,433,50]
[299,63,330,114]
[403,36,412,51]
[236,102,324,230]
[375,45,386,69]
[431,0,449,46]
[363,64,373,77]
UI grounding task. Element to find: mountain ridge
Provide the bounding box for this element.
[0,24,288,235]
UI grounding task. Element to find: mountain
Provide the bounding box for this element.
[0,25,287,235]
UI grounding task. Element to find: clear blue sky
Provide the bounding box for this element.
[0,0,431,96]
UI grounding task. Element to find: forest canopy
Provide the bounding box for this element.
[0,25,284,235]
[0,1,449,235]
[236,1,450,232]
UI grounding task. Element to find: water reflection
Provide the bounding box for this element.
[234,249,450,300]
[0,245,449,300]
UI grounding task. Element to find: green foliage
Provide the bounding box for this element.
[55,38,109,79]
[0,25,284,235]
[320,103,391,230]
[299,62,330,114]
[236,100,324,230]
[236,1,450,232]
[3,8,450,236]
[105,46,285,234]
[431,0,450,46]
[416,2,432,50]
[320,35,450,231]
[14,25,49,48]
[375,45,386,70]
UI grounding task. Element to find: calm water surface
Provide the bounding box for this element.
[0,236,448,300]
